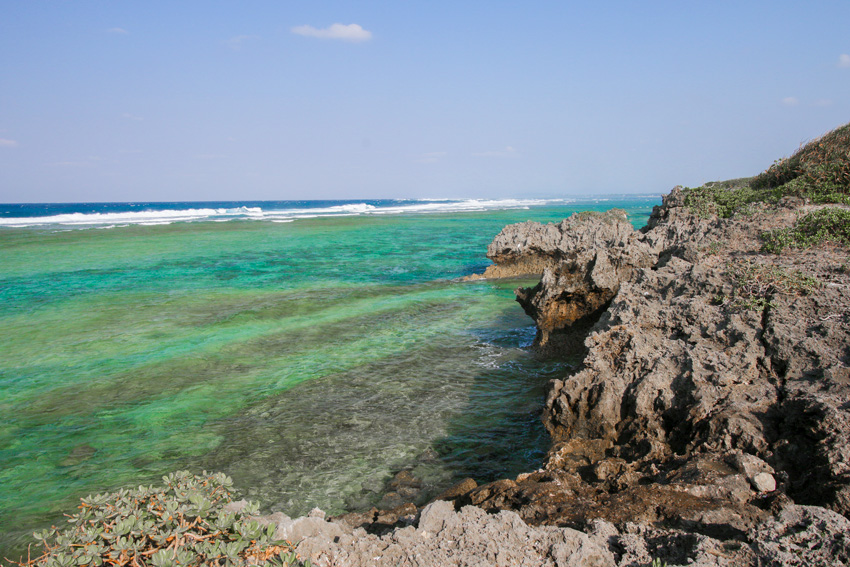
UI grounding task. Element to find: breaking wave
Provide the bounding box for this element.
[0,199,573,229]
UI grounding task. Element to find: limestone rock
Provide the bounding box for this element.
[751,472,776,493]
[274,513,347,544]
[498,211,656,347]
[464,188,850,561]
[433,477,477,502]
[749,504,850,566]
[288,500,617,567]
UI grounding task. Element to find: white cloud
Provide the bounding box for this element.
[226,35,259,51]
[107,27,128,35]
[814,99,834,107]
[781,97,799,106]
[472,146,518,158]
[291,23,372,42]
[839,54,850,68]
[122,113,144,121]
[418,151,447,164]
[0,138,18,148]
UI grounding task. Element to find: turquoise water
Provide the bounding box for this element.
[0,198,658,558]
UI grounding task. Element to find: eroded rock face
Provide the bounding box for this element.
[486,210,634,268]
[748,504,850,567]
[543,254,776,456]
[471,209,656,347]
[259,188,850,566]
[449,189,850,563]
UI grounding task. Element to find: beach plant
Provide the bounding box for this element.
[682,180,759,218]
[751,122,850,203]
[727,260,820,310]
[7,471,312,567]
[762,207,850,253]
[573,208,630,224]
[703,241,722,256]
[683,122,850,218]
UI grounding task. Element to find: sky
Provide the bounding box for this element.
[1,1,848,203]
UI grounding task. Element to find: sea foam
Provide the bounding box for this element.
[0,199,572,229]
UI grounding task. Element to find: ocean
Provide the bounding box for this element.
[0,196,659,557]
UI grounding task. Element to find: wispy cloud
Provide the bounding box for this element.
[122,113,144,121]
[0,138,19,148]
[291,23,372,42]
[107,27,128,35]
[839,54,850,68]
[472,146,518,158]
[226,35,259,51]
[814,99,834,107]
[781,97,799,106]
[417,151,447,164]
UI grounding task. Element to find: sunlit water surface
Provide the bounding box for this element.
[0,198,658,557]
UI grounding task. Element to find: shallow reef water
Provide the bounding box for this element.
[0,198,657,557]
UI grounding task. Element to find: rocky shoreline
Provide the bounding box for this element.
[254,184,850,566]
[16,119,850,565]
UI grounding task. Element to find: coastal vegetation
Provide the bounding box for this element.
[750,121,850,204]
[725,260,822,310]
[681,122,850,260]
[6,472,311,567]
[683,121,850,217]
[761,207,850,253]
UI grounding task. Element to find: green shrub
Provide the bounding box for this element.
[8,471,311,567]
[762,207,850,253]
[682,183,762,218]
[684,122,850,219]
[573,208,629,223]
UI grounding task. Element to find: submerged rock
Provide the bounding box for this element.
[59,443,97,467]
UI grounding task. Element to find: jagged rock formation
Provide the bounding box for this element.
[445,187,850,565]
[256,187,850,566]
[251,497,850,566]
[467,209,656,349]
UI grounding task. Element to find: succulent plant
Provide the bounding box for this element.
[9,471,312,567]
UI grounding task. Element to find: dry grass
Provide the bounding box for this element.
[751,122,850,201]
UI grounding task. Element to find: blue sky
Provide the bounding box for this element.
[1,1,848,203]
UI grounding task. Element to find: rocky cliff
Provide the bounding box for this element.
[272,185,850,567]
[443,186,850,565]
